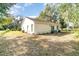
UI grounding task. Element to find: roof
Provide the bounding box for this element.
[25,16,59,25]
[25,16,52,22]
[25,16,36,20]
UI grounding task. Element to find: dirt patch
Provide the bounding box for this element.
[0,31,79,56]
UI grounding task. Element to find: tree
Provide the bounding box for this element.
[38,3,79,30]
[38,4,50,21]
[38,4,60,21]
[0,3,15,19]
[0,17,13,30]
[0,3,15,30]
[58,4,79,28]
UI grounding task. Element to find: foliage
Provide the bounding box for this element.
[10,24,21,31]
[38,3,79,29]
[1,17,12,25]
[38,4,59,21]
[74,30,79,38]
[58,4,79,28]
[0,17,12,30]
[0,16,21,31]
[59,17,66,29]
[0,3,16,30]
[0,3,15,19]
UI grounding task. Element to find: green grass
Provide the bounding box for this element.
[74,31,79,38]
[0,29,10,36]
[72,28,79,38]
[62,28,79,38]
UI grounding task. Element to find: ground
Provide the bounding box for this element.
[0,31,79,56]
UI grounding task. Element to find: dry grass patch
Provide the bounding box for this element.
[0,31,79,56]
[3,31,26,37]
[0,30,28,39]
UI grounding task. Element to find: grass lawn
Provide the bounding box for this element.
[0,30,79,56]
[0,30,27,37]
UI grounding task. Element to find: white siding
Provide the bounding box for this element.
[21,18,35,34]
[21,17,60,34]
[34,23,51,34]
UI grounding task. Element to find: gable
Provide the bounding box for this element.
[21,17,34,26]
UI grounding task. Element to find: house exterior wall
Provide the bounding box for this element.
[34,23,51,34]
[21,18,61,34]
[50,21,61,32]
[21,18,35,34]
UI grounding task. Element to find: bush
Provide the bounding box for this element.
[10,24,21,31]
[0,23,21,31]
[60,18,66,29]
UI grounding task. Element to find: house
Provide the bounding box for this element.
[21,16,61,34]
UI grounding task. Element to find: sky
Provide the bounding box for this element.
[9,3,45,17]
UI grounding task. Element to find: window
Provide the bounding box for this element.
[27,25,29,32]
[31,24,33,32]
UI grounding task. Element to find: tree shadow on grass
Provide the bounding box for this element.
[23,37,77,56]
[39,32,71,37]
[0,35,79,56]
[0,37,14,56]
